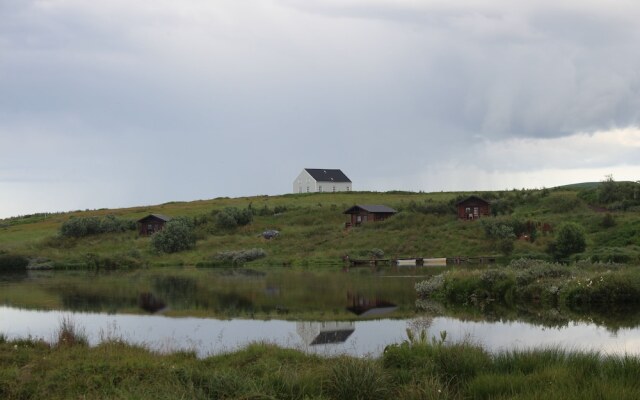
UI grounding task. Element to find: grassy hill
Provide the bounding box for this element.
[1,185,640,268]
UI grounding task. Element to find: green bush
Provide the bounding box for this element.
[548,223,587,261]
[60,215,134,238]
[207,248,267,266]
[215,207,253,230]
[151,218,196,253]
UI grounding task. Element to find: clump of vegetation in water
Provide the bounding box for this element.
[59,215,135,238]
[55,317,88,348]
[416,259,640,311]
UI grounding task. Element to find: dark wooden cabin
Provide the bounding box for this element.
[137,214,172,236]
[344,205,397,227]
[456,196,491,220]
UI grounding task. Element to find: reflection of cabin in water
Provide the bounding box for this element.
[344,205,397,227]
[456,196,491,220]
[296,321,355,345]
[137,214,172,236]
[347,292,398,317]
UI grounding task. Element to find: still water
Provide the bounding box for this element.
[2,268,640,357]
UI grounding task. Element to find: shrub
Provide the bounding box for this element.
[498,238,515,256]
[56,317,88,347]
[215,207,253,230]
[151,218,196,253]
[416,274,446,298]
[548,223,587,261]
[209,248,267,266]
[0,254,29,270]
[60,215,134,238]
[215,210,237,230]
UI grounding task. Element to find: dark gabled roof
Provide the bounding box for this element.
[344,205,397,214]
[304,168,351,183]
[137,214,172,223]
[455,196,490,206]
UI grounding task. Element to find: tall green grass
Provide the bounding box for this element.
[3,333,640,399]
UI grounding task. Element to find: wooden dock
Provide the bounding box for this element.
[346,256,497,267]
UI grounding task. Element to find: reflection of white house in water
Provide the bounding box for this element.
[296,321,355,345]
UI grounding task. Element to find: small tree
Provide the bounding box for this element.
[151,218,196,253]
[547,222,586,261]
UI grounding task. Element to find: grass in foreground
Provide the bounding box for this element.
[2,329,640,399]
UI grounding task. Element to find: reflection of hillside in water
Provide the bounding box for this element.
[416,298,640,333]
[297,322,355,345]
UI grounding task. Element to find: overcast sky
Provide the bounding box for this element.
[2,0,640,218]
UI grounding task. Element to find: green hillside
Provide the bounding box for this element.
[1,183,640,269]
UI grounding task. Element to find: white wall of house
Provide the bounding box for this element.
[293,170,315,193]
[292,170,352,193]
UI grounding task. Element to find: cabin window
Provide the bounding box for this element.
[465,207,471,214]
[473,207,479,217]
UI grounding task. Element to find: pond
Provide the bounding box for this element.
[2,267,640,357]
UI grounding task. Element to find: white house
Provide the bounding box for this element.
[293,168,352,193]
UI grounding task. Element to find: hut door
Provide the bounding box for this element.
[473,207,479,218]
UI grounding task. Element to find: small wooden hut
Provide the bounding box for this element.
[456,196,491,220]
[137,214,172,236]
[344,205,397,227]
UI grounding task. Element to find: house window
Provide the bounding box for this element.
[347,187,350,191]
[333,186,336,192]
[306,186,309,193]
[319,185,322,192]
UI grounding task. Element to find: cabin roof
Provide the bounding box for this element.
[344,205,397,214]
[455,196,490,206]
[137,214,172,223]
[304,168,351,183]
